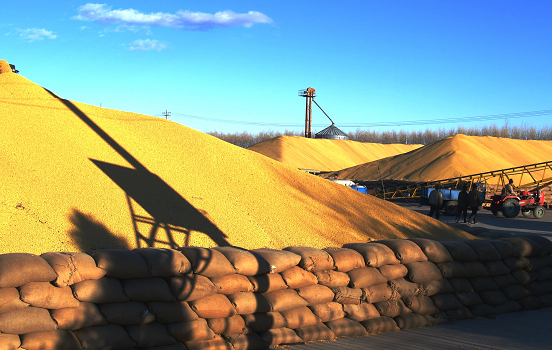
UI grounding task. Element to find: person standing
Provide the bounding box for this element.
[428,185,443,220]
[455,184,469,223]
[468,186,483,224]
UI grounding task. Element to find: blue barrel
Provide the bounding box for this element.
[351,186,368,194]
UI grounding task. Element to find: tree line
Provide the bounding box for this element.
[208,123,552,148]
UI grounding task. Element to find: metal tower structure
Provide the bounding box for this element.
[298,87,315,138]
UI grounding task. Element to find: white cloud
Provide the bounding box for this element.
[18,28,57,42]
[129,39,167,51]
[74,3,273,30]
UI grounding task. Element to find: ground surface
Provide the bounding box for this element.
[284,202,552,350]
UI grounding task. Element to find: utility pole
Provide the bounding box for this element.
[163,110,171,120]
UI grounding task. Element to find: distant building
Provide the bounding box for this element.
[315,124,349,140]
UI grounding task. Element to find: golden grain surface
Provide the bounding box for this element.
[0,60,474,255]
[248,136,422,172]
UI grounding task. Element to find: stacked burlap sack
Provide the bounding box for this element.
[0,235,551,350]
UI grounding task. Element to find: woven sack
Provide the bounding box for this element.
[0,287,29,313]
[189,294,236,319]
[177,247,235,277]
[0,307,57,334]
[518,295,541,310]
[440,241,478,262]
[281,306,321,329]
[295,284,335,306]
[19,282,79,309]
[409,238,453,263]
[528,255,552,271]
[122,277,176,302]
[313,270,350,287]
[511,269,533,285]
[20,330,81,350]
[283,246,334,272]
[99,301,155,326]
[184,334,231,350]
[280,266,318,289]
[226,292,271,315]
[361,316,399,335]
[207,314,246,335]
[405,261,442,283]
[448,278,474,293]
[71,277,129,303]
[418,279,455,296]
[0,253,57,288]
[168,274,217,301]
[494,300,522,314]
[500,237,538,258]
[167,318,215,342]
[484,260,511,276]
[492,273,518,289]
[325,317,367,337]
[503,257,529,270]
[388,278,419,297]
[210,274,254,295]
[343,302,380,321]
[146,301,198,323]
[40,251,106,287]
[347,267,387,288]
[50,302,107,330]
[124,322,176,348]
[479,290,509,306]
[430,293,462,311]
[462,261,489,277]
[402,295,439,315]
[454,292,483,307]
[223,333,269,350]
[73,324,136,350]
[250,248,301,273]
[213,246,271,276]
[469,277,499,292]
[487,240,518,259]
[242,311,287,332]
[247,272,287,293]
[263,289,308,312]
[362,282,393,303]
[463,240,501,261]
[523,234,552,256]
[527,280,552,296]
[377,239,428,264]
[436,261,470,278]
[377,264,408,280]
[259,327,303,347]
[308,302,345,322]
[374,299,411,318]
[537,267,552,281]
[87,249,150,279]
[331,286,363,305]
[394,313,430,330]
[294,323,336,343]
[0,333,20,349]
[323,247,365,272]
[342,243,400,267]
[134,247,191,277]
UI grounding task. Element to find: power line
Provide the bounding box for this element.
[157,109,552,129]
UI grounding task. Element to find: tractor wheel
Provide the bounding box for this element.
[522,209,533,218]
[444,201,458,216]
[502,198,520,218]
[533,205,545,219]
[491,203,504,217]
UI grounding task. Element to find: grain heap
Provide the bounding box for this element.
[247,135,422,172]
[0,60,474,255]
[331,134,552,181]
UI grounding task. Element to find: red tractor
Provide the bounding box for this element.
[486,188,547,219]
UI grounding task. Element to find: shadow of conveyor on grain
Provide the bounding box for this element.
[44,88,229,249]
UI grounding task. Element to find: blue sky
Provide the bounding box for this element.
[3,1,552,135]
